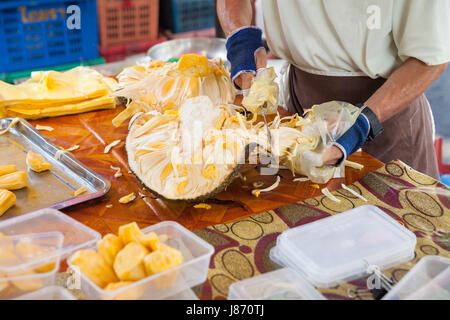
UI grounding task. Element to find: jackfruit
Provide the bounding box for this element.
[118,222,143,245]
[143,245,184,275]
[112,54,235,127]
[0,248,20,267]
[0,273,10,294]
[126,98,362,199]
[104,281,145,300]
[0,189,16,217]
[9,270,43,292]
[0,233,14,252]
[15,241,56,273]
[70,250,118,289]
[0,171,28,190]
[26,151,52,173]
[138,232,160,252]
[0,165,16,176]
[97,234,124,266]
[113,242,149,281]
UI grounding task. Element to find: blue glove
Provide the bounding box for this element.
[333,113,370,164]
[226,27,265,85]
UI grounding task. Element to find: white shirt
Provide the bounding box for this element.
[262,0,450,78]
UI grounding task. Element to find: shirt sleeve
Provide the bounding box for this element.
[393,0,450,65]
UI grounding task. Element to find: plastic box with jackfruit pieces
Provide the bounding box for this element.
[0,231,64,299]
[67,221,214,300]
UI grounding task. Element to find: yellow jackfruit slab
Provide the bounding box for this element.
[113,242,149,281]
[138,232,160,252]
[104,281,145,300]
[118,222,143,245]
[0,171,27,190]
[97,234,124,266]
[70,250,118,289]
[8,270,43,292]
[0,189,16,217]
[26,151,52,173]
[0,67,117,105]
[0,165,16,177]
[5,96,116,120]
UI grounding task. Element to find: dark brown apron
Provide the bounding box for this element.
[287,65,440,180]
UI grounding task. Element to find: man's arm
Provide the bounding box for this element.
[217,0,266,90]
[366,58,448,122]
[324,58,448,164]
[217,0,253,36]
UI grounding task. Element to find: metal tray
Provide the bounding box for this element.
[0,117,111,220]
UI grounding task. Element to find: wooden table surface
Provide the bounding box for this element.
[29,106,384,235]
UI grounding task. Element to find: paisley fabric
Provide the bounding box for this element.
[192,160,450,300]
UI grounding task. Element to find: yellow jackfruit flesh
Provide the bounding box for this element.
[70,250,118,289]
[112,54,235,126]
[26,151,52,173]
[9,270,43,292]
[0,171,27,190]
[0,273,10,294]
[113,242,149,281]
[0,165,16,176]
[118,222,143,245]
[0,67,118,120]
[0,189,16,216]
[138,232,160,252]
[143,245,184,275]
[97,234,124,266]
[14,241,56,273]
[104,281,145,300]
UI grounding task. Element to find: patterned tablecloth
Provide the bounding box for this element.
[191,160,450,300]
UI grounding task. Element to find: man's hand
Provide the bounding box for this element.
[234,49,267,90]
[217,0,267,91]
[323,113,371,166]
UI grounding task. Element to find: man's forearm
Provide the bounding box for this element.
[365,58,448,123]
[217,0,253,36]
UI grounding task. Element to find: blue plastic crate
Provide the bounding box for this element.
[160,0,215,34]
[0,0,99,73]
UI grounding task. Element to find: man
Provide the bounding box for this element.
[217,0,450,179]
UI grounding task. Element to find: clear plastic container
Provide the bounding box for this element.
[0,208,101,260]
[14,285,76,300]
[383,255,450,300]
[272,205,416,288]
[228,268,326,300]
[166,288,199,300]
[0,232,64,299]
[67,221,214,300]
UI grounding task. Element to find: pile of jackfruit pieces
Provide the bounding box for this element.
[70,222,184,299]
[0,67,118,120]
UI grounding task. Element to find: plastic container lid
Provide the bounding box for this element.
[383,255,450,300]
[228,268,326,300]
[273,205,416,288]
[0,231,63,274]
[0,208,101,260]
